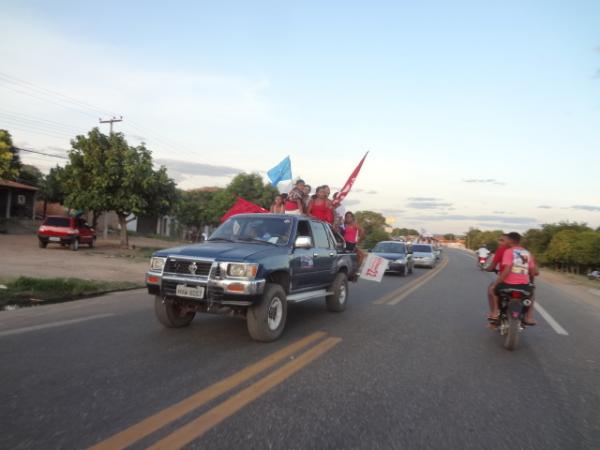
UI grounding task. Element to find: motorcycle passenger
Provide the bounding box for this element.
[484,234,509,320]
[490,232,539,325]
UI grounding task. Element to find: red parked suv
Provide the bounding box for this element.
[37,216,96,251]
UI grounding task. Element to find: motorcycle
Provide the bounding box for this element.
[478,256,487,270]
[492,286,533,350]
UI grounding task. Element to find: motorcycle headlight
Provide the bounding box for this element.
[222,262,259,279]
[150,257,166,272]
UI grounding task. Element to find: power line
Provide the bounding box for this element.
[15,147,69,160]
[0,108,84,132]
[0,113,80,135]
[0,71,116,117]
[0,71,215,164]
[2,123,73,140]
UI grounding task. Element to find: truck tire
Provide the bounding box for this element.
[247,283,287,342]
[89,238,95,248]
[70,238,79,251]
[154,295,195,328]
[38,239,47,248]
[326,272,348,312]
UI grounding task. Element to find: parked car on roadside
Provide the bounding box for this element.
[411,243,437,268]
[37,216,96,251]
[371,240,414,276]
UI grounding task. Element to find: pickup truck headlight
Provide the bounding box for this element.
[150,257,166,272]
[222,262,258,279]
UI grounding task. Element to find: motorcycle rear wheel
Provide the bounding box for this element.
[504,317,520,350]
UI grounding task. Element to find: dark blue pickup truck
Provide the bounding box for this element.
[146,214,358,341]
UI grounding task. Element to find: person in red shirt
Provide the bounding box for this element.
[285,179,306,214]
[484,234,508,321]
[307,186,334,224]
[341,211,363,251]
[490,232,539,325]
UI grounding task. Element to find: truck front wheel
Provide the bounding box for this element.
[154,295,196,328]
[247,283,288,342]
[326,272,348,312]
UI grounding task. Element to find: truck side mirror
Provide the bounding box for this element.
[294,236,313,249]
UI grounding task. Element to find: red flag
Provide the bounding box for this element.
[333,151,369,206]
[220,197,269,223]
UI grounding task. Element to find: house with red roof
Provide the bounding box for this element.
[0,179,38,219]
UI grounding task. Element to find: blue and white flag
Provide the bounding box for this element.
[267,156,292,187]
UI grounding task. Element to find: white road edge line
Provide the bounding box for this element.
[534,302,569,336]
[0,313,115,337]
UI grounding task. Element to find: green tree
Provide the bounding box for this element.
[465,228,482,250]
[391,227,419,237]
[355,210,390,249]
[17,164,44,187]
[464,228,503,251]
[443,233,456,241]
[62,128,176,247]
[523,221,592,264]
[61,129,111,230]
[38,166,66,218]
[205,173,278,225]
[0,129,19,180]
[175,189,218,238]
[546,230,579,270]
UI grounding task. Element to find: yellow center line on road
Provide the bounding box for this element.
[88,331,327,450]
[148,336,342,450]
[374,256,449,306]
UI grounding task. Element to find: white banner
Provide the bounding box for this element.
[359,253,389,282]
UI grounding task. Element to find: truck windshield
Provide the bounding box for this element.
[209,216,292,245]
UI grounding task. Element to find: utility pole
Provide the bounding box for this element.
[98,116,123,240]
[99,116,123,134]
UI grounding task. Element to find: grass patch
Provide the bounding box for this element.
[0,277,143,309]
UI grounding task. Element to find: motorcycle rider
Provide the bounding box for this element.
[490,232,539,325]
[484,234,509,321]
[476,244,490,265]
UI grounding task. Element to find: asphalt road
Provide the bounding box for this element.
[1,249,599,449]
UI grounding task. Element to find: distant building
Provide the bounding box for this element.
[0,179,38,219]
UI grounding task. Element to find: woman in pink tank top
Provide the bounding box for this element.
[342,212,362,251]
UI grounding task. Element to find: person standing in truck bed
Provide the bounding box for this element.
[285,179,306,215]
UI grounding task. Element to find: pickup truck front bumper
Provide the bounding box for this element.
[146,272,266,305]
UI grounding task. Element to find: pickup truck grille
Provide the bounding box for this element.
[164,258,212,277]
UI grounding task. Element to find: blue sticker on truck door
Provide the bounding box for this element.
[300,255,314,268]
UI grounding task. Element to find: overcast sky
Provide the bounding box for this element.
[1,1,599,233]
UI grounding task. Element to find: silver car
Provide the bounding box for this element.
[411,243,437,268]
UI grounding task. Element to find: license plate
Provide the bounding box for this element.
[176,284,205,299]
[49,237,60,242]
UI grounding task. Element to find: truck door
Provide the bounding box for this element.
[290,219,318,291]
[77,218,92,243]
[309,221,336,287]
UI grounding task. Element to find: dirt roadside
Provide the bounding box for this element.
[538,268,600,307]
[0,234,188,284]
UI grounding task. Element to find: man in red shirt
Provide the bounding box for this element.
[492,232,539,325]
[484,234,509,321]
